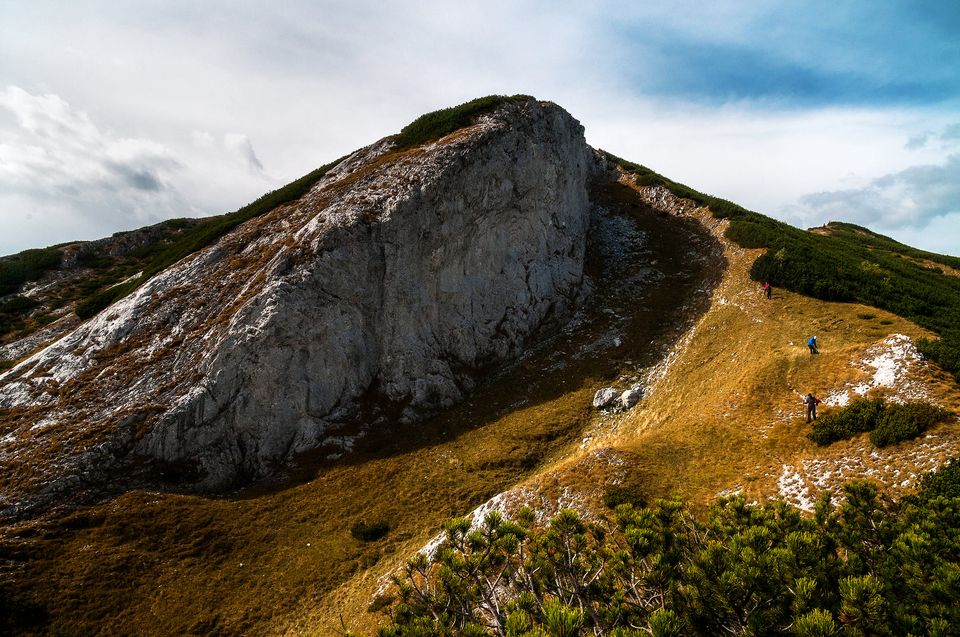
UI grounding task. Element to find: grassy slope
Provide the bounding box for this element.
[595,183,960,508]
[602,151,960,381]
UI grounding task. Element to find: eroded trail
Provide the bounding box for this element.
[0,178,726,636]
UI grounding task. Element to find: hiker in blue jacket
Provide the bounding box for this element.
[808,336,819,355]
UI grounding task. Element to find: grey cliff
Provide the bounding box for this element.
[0,99,598,508]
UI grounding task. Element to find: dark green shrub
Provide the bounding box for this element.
[75,279,140,320]
[809,398,884,446]
[0,247,62,296]
[379,472,960,635]
[599,150,751,220]
[0,295,41,337]
[918,331,960,383]
[0,295,39,314]
[869,402,951,447]
[350,520,389,542]
[809,398,952,448]
[76,252,114,269]
[393,95,532,150]
[917,458,960,500]
[603,485,646,509]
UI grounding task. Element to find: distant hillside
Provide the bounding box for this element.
[0,157,346,355]
[603,152,960,383]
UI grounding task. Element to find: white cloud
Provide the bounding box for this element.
[794,154,960,237]
[587,99,957,228]
[224,133,264,173]
[0,86,271,251]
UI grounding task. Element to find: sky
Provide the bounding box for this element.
[1,0,958,256]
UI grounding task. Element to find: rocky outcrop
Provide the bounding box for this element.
[0,99,598,508]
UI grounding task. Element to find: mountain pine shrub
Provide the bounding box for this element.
[869,401,951,447]
[0,247,62,297]
[917,458,960,500]
[809,398,951,447]
[808,398,884,446]
[393,95,532,151]
[602,485,646,509]
[377,462,960,636]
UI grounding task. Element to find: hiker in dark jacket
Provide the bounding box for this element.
[804,393,819,422]
[808,336,819,355]
[764,281,772,299]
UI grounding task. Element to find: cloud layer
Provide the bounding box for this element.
[795,154,960,252]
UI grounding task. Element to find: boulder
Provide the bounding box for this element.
[593,387,619,409]
[619,388,642,409]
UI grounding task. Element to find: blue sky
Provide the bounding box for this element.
[616,2,960,105]
[1,0,958,255]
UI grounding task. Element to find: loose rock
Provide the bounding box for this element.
[593,387,619,409]
[619,388,642,409]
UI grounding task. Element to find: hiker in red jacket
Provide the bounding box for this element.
[764,281,772,299]
[804,393,820,422]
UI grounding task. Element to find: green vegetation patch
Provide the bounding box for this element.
[378,467,960,636]
[0,247,62,297]
[870,401,952,447]
[809,397,950,447]
[809,398,884,445]
[0,295,41,338]
[602,484,646,510]
[392,95,532,150]
[917,458,960,500]
[350,520,390,542]
[603,152,960,382]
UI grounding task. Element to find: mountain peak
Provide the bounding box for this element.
[0,98,597,514]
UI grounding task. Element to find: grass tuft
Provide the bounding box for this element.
[350,520,390,542]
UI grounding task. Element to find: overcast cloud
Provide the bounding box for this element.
[0,0,958,255]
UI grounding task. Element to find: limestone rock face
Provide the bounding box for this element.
[0,99,597,508]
